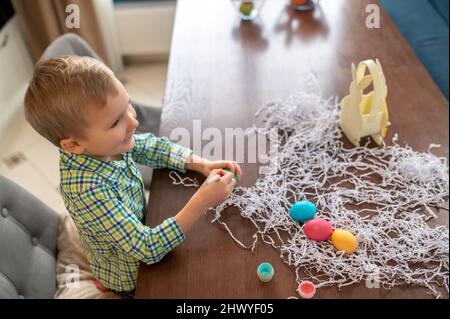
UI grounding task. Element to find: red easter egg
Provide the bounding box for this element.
[304,218,333,241]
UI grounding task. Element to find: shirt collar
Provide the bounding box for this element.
[60,149,130,178]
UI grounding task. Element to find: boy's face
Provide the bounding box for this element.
[64,79,140,161]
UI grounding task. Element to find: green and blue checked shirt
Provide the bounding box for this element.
[60,133,193,292]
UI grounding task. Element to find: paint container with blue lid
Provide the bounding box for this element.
[257,262,275,282]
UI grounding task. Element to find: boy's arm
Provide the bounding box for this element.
[131,133,243,179]
[176,169,236,233]
[75,185,193,265]
[174,186,209,232]
[185,154,243,180]
[184,154,209,176]
[131,133,192,172]
[74,170,235,263]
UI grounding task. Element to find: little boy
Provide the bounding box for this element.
[24,55,242,296]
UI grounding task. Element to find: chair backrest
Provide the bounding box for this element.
[0,176,59,299]
[40,33,101,61]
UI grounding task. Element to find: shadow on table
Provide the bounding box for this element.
[231,19,269,53]
[274,4,329,46]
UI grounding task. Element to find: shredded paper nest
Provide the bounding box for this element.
[169,78,449,298]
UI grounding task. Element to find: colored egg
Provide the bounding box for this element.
[331,229,358,254]
[289,200,317,222]
[223,168,238,181]
[304,218,333,241]
[239,1,254,16]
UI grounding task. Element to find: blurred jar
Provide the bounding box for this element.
[290,0,315,11]
[230,0,266,20]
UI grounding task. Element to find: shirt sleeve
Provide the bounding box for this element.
[131,133,193,172]
[74,185,185,265]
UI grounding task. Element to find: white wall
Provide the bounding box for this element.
[115,1,176,57]
[0,17,33,135]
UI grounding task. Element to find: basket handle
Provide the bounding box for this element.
[355,59,387,117]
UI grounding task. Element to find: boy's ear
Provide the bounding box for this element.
[60,137,85,154]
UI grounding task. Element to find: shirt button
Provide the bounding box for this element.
[1,207,8,217]
[31,237,38,246]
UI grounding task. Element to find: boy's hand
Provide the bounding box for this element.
[201,160,242,181]
[175,168,238,233]
[194,169,237,209]
[186,155,243,181]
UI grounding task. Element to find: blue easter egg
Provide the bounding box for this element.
[289,200,317,222]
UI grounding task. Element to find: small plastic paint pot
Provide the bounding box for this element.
[257,262,275,282]
[298,280,316,299]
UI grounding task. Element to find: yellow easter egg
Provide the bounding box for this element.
[331,229,358,254]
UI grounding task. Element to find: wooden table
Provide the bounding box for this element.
[136,0,449,298]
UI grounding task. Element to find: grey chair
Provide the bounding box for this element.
[0,175,59,299]
[40,33,158,187]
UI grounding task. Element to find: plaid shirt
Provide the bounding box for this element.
[60,133,192,292]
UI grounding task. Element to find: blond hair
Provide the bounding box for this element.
[24,55,118,147]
